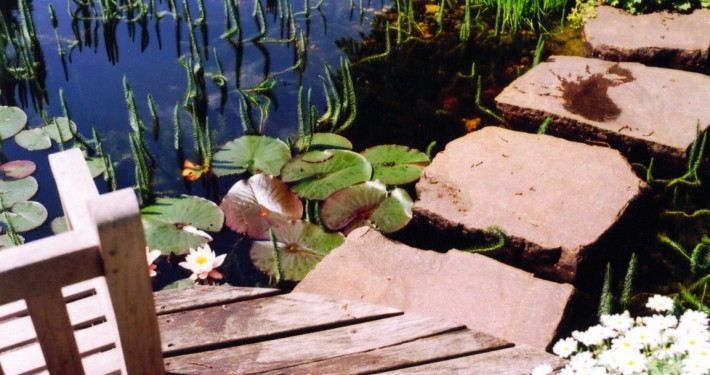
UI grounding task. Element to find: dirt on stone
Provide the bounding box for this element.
[556,65,635,122]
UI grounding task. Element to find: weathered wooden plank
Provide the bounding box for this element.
[164,314,465,374]
[0,294,106,352]
[160,292,402,355]
[0,322,115,374]
[380,345,566,374]
[265,329,513,374]
[154,285,281,315]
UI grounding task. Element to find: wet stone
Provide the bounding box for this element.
[295,226,577,350]
[583,6,710,72]
[413,126,648,284]
[494,56,710,168]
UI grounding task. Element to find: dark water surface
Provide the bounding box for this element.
[1,0,545,287]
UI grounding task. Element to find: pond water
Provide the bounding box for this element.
[1,0,557,288]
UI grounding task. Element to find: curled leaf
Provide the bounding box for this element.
[221,174,303,239]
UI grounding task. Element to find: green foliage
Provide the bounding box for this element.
[602,0,708,14]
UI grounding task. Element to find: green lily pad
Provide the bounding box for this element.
[370,187,414,233]
[0,201,48,232]
[44,117,77,143]
[0,177,38,208]
[141,195,225,255]
[320,180,388,232]
[249,220,345,281]
[321,181,413,234]
[220,174,303,239]
[0,106,27,140]
[361,145,430,185]
[84,155,107,178]
[212,135,291,177]
[0,234,24,249]
[15,128,52,151]
[281,149,372,200]
[51,216,69,234]
[161,278,195,290]
[0,160,36,180]
[295,133,353,151]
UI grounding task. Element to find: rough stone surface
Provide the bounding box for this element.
[295,226,577,350]
[584,6,710,72]
[413,126,647,283]
[494,56,710,168]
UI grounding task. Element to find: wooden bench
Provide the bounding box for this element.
[0,149,564,374]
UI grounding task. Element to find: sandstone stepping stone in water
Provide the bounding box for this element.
[413,126,648,284]
[495,56,710,168]
[584,6,710,72]
[295,226,577,350]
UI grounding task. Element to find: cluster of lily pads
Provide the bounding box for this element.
[142,132,430,282]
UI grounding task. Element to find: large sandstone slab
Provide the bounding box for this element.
[584,6,710,72]
[495,56,710,168]
[295,227,577,350]
[414,126,647,283]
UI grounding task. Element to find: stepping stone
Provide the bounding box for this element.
[584,6,710,72]
[295,226,578,350]
[413,126,648,283]
[494,55,710,168]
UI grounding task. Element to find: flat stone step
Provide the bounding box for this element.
[494,55,710,169]
[584,6,710,72]
[413,126,648,284]
[295,226,578,350]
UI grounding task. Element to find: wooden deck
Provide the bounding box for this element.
[1,282,564,374]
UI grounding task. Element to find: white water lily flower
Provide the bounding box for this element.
[646,294,674,312]
[146,247,161,277]
[179,244,226,280]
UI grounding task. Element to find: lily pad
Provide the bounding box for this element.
[370,187,414,233]
[280,149,372,200]
[220,174,303,239]
[361,145,430,185]
[84,155,107,178]
[51,216,68,234]
[15,128,52,151]
[321,181,413,233]
[320,180,387,231]
[295,133,353,151]
[0,106,27,140]
[211,135,291,177]
[0,160,36,180]
[141,195,224,255]
[0,201,48,232]
[44,117,77,143]
[0,234,24,249]
[161,278,195,290]
[249,220,345,281]
[0,177,38,208]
